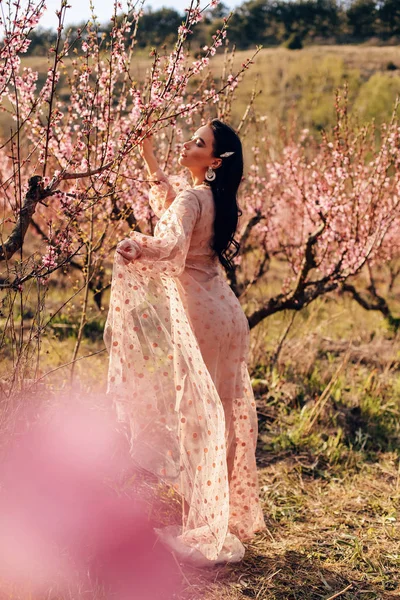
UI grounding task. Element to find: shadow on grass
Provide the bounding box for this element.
[255,385,400,478]
[181,544,397,600]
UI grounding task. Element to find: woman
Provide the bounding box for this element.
[104,119,265,566]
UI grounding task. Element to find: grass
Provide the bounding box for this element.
[178,457,399,599]
[209,45,400,130]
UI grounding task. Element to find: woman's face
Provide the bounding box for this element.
[179,125,220,172]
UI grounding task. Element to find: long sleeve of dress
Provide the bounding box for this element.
[128,190,200,277]
[148,169,191,218]
[148,168,176,218]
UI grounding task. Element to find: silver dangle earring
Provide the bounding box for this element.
[205,166,216,182]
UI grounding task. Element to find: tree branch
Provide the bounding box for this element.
[239,211,264,250]
[239,251,270,299]
[341,282,400,331]
[229,211,265,296]
[247,279,339,329]
[293,217,326,295]
[0,176,49,262]
[247,218,329,329]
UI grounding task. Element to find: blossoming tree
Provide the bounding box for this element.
[234,94,400,330]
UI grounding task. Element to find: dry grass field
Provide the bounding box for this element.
[1,45,400,138]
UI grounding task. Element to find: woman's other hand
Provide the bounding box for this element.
[116,239,141,263]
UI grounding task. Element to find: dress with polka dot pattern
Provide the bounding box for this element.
[104,170,266,565]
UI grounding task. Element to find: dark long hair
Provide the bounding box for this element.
[208,119,243,271]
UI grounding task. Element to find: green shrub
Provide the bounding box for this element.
[354,72,400,124]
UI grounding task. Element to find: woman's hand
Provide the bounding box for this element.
[138,118,154,158]
[116,239,141,264]
[138,135,154,159]
[138,120,160,177]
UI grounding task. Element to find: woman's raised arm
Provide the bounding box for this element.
[139,135,177,217]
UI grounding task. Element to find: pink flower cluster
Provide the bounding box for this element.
[41,245,57,270]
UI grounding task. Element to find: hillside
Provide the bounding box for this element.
[1,45,399,140]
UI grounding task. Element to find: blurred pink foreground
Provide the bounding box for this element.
[0,394,182,599]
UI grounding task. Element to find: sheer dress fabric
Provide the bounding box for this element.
[104,171,265,565]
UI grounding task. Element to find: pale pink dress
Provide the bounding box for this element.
[104,171,265,565]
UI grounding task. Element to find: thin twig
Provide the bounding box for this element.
[326,583,353,600]
[171,552,194,588]
[33,348,107,385]
[302,342,352,436]
[270,311,297,371]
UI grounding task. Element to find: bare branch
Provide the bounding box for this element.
[342,282,387,313]
[55,161,114,183]
[341,281,399,331]
[33,348,107,386]
[246,217,331,329]
[237,81,261,134]
[388,263,400,292]
[238,251,270,300]
[247,279,339,329]
[0,244,84,289]
[0,176,48,262]
[293,217,326,295]
[239,211,264,249]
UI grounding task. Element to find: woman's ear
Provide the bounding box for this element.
[211,158,222,170]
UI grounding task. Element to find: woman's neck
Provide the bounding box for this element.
[190,169,206,187]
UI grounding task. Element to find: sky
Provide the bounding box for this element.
[38,0,240,29]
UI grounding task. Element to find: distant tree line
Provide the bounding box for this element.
[26,0,400,55]
[224,0,400,49]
